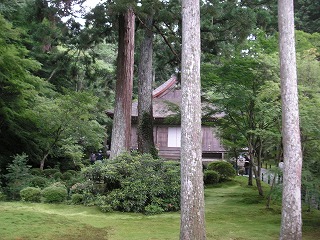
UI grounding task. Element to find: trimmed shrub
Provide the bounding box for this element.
[28,176,49,188]
[207,161,236,181]
[53,172,63,180]
[71,193,83,205]
[42,186,67,203]
[204,170,220,184]
[30,168,42,176]
[42,169,60,178]
[20,187,41,202]
[61,172,73,181]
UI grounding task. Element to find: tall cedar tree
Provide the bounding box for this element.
[278,0,303,239]
[137,14,156,157]
[110,7,135,158]
[180,0,206,239]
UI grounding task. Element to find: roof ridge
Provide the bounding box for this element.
[152,75,178,98]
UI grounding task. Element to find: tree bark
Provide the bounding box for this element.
[180,1,206,239]
[110,8,135,159]
[40,151,49,171]
[137,14,156,157]
[278,0,303,239]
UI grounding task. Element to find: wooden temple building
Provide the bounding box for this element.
[127,75,226,161]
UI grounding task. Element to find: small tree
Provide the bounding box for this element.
[5,153,32,200]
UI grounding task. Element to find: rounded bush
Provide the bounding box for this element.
[20,187,41,202]
[65,170,78,176]
[42,186,68,203]
[42,169,60,178]
[71,193,83,205]
[52,172,62,180]
[30,168,42,176]
[207,161,236,181]
[28,176,48,188]
[204,170,220,185]
[61,172,73,180]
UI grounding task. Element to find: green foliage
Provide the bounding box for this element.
[0,190,6,201]
[61,171,73,181]
[70,182,93,195]
[28,91,106,169]
[30,168,42,176]
[42,186,68,203]
[295,1,320,33]
[4,153,32,200]
[207,161,236,181]
[204,170,220,185]
[20,187,41,202]
[82,153,180,214]
[145,204,164,215]
[42,169,60,178]
[53,172,63,180]
[95,195,113,213]
[71,193,84,205]
[28,176,49,189]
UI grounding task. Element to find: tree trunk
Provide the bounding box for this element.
[40,151,49,171]
[278,0,303,239]
[180,1,206,239]
[137,14,156,157]
[110,8,135,159]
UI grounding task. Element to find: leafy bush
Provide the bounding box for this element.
[82,192,96,206]
[71,193,83,205]
[53,172,63,180]
[65,170,78,176]
[95,195,113,212]
[61,172,73,181]
[20,187,41,202]
[42,169,60,178]
[70,182,93,194]
[207,161,236,181]
[0,191,6,201]
[82,153,181,214]
[28,176,49,188]
[204,170,220,184]
[30,168,42,176]
[145,204,164,215]
[42,186,67,203]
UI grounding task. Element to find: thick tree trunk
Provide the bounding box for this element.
[180,1,206,239]
[110,8,135,159]
[278,0,303,239]
[137,15,156,157]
